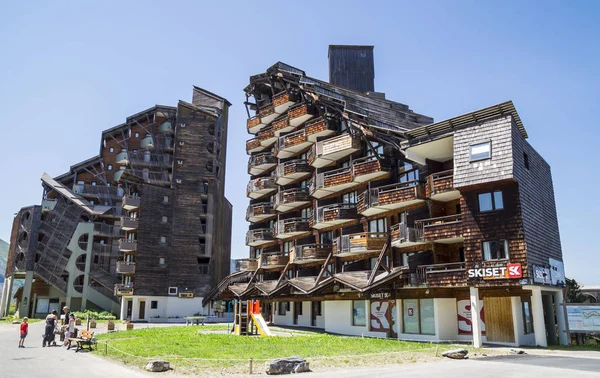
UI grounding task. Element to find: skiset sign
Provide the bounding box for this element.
[467,263,522,280]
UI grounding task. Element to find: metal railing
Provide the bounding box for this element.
[246,202,274,220]
[312,166,352,192]
[415,214,462,228]
[427,169,454,196]
[275,159,311,179]
[275,217,311,235]
[245,228,274,245]
[275,188,310,207]
[315,203,357,224]
[334,232,388,254]
[246,177,276,195]
[390,222,424,244]
[416,262,466,284]
[248,152,277,169]
[292,244,331,260]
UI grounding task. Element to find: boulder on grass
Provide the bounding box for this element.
[146,360,170,372]
[441,349,469,360]
[265,356,310,375]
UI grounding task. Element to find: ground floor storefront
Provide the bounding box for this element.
[267,285,569,347]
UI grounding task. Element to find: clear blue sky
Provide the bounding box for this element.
[0,1,598,285]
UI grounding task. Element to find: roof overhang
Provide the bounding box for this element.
[405,136,454,165]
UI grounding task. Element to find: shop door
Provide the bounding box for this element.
[139,300,146,320]
[126,300,133,318]
[483,297,514,343]
[370,300,397,338]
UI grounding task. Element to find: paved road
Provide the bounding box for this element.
[0,321,151,378]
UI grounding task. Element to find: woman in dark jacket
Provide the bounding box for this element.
[43,309,58,347]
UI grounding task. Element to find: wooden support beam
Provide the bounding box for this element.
[367,238,391,286]
[315,252,334,286]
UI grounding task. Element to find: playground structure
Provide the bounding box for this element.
[232,300,272,336]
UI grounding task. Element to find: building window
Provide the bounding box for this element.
[482,240,509,260]
[470,141,491,161]
[107,164,113,171]
[206,161,214,172]
[278,302,287,316]
[208,124,215,135]
[162,216,168,224]
[342,191,357,204]
[478,191,503,212]
[295,302,303,316]
[159,257,166,265]
[524,153,530,170]
[313,301,322,316]
[163,195,169,204]
[177,160,184,165]
[352,300,366,326]
[522,297,534,334]
[201,180,209,194]
[168,287,178,295]
[160,236,167,245]
[403,298,435,335]
[109,147,114,153]
[207,142,214,154]
[134,132,140,138]
[199,264,209,274]
[368,218,387,233]
[150,301,158,309]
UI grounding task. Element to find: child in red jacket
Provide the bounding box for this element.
[18,317,28,348]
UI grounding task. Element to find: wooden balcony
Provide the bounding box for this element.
[246,202,276,223]
[310,167,358,199]
[246,177,277,199]
[333,232,387,258]
[274,188,311,212]
[275,128,313,159]
[118,238,138,252]
[116,261,136,275]
[259,103,277,125]
[122,195,140,211]
[236,258,259,272]
[114,283,134,296]
[358,182,426,217]
[309,133,362,168]
[248,152,277,176]
[247,116,264,134]
[313,203,358,230]
[245,228,275,247]
[288,103,316,126]
[273,90,300,114]
[275,159,312,185]
[260,252,290,270]
[305,117,335,142]
[120,216,139,231]
[416,262,467,287]
[275,217,311,239]
[272,116,295,136]
[290,244,331,265]
[390,222,428,249]
[352,156,390,183]
[246,137,267,154]
[416,214,463,244]
[426,170,460,202]
[258,126,277,148]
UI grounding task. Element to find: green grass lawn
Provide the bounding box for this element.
[94,326,475,374]
[0,316,43,324]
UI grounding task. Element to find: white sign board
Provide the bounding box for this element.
[567,305,600,333]
[549,258,566,286]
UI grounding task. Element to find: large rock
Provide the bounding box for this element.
[145,360,170,372]
[265,356,310,375]
[441,348,469,360]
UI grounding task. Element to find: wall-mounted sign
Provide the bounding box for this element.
[549,258,566,286]
[369,300,397,337]
[532,265,551,284]
[457,298,486,335]
[367,291,394,300]
[467,263,522,279]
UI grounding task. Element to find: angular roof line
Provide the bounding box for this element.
[193,86,232,107]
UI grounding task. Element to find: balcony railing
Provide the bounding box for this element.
[258,126,277,147]
[114,283,134,296]
[310,167,358,199]
[272,116,295,136]
[140,135,154,149]
[116,261,136,275]
[245,228,275,247]
[236,258,259,271]
[93,242,119,256]
[73,184,124,199]
[416,262,467,286]
[118,238,138,252]
[390,222,426,248]
[275,159,312,185]
[246,177,277,199]
[275,217,311,239]
[248,152,277,175]
[415,214,463,243]
[247,115,263,134]
[159,121,173,134]
[309,133,362,168]
[258,103,277,125]
[333,232,388,256]
[273,90,300,114]
[246,202,276,223]
[290,244,331,264]
[313,203,358,230]
[42,199,57,212]
[274,188,311,212]
[94,223,123,237]
[120,216,139,231]
[260,252,290,269]
[246,137,267,154]
[275,128,313,159]
[128,152,172,167]
[304,117,335,141]
[426,170,459,201]
[351,156,390,183]
[122,195,140,210]
[288,103,315,126]
[358,181,426,216]
[115,151,130,165]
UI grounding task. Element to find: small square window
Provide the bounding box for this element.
[524,153,530,170]
[478,191,503,212]
[163,195,169,204]
[134,132,140,138]
[470,141,491,161]
[160,236,167,244]
[168,287,178,295]
[109,147,114,153]
[107,164,113,171]
[150,301,158,309]
[162,216,168,224]
[179,141,185,146]
[482,240,509,260]
[159,257,166,264]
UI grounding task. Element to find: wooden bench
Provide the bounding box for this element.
[184,316,206,326]
[67,330,95,352]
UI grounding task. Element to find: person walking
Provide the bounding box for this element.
[63,313,75,348]
[43,310,58,347]
[18,317,28,348]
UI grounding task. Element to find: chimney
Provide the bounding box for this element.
[328,45,375,93]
